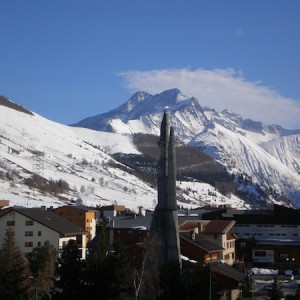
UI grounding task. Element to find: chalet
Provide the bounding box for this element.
[0,207,87,258]
[179,219,236,266]
[202,220,236,265]
[180,231,223,263]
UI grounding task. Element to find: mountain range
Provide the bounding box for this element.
[74,89,300,208]
[1,88,300,210]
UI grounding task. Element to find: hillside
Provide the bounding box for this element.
[0,96,247,211]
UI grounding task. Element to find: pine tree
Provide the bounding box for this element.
[83,238,131,299]
[27,241,57,298]
[241,274,252,297]
[0,228,33,300]
[269,276,284,300]
[54,240,84,299]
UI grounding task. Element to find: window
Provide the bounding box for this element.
[254,251,266,257]
[38,231,41,236]
[213,234,218,239]
[25,231,33,236]
[38,242,41,247]
[7,220,15,226]
[240,242,246,248]
[25,220,33,226]
[25,242,33,247]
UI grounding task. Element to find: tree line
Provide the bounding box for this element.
[0,227,223,300]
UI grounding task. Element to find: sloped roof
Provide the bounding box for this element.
[211,262,245,282]
[204,220,235,234]
[98,205,125,211]
[179,220,209,232]
[54,205,96,213]
[180,232,224,253]
[109,216,153,230]
[2,207,87,236]
[179,221,199,231]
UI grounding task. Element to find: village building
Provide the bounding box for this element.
[97,204,126,219]
[201,204,300,268]
[54,205,97,243]
[179,219,236,266]
[0,207,87,258]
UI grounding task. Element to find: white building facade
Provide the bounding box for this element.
[0,207,87,259]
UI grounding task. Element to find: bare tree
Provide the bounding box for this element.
[133,238,162,300]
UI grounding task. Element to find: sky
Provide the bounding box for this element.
[1,1,300,129]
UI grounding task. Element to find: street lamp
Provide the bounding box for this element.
[285,257,295,268]
[286,257,295,269]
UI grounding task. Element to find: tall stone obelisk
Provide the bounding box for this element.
[149,109,181,266]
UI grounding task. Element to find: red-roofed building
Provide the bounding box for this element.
[202,220,236,265]
[179,219,236,266]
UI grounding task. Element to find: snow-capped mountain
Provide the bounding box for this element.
[74,89,300,207]
[0,96,246,211]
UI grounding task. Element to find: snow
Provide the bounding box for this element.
[3,85,300,212]
[131,226,147,230]
[249,267,278,275]
[0,104,247,211]
[76,89,300,207]
[181,255,197,264]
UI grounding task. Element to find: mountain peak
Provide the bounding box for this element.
[157,88,188,103]
[129,91,152,102]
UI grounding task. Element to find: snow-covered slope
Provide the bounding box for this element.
[0,99,246,211]
[74,89,300,207]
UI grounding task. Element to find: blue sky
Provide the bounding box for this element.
[1,1,300,128]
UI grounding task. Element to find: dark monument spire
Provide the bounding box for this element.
[149,109,181,266]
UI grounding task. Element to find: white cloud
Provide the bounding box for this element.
[119,68,300,129]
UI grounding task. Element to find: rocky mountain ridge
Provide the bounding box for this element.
[73,89,300,207]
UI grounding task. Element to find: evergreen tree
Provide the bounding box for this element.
[54,240,84,299]
[158,259,185,300]
[241,274,252,298]
[0,228,33,300]
[27,241,57,299]
[83,238,131,299]
[269,276,284,300]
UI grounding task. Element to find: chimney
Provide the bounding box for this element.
[197,222,203,233]
[190,230,196,241]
